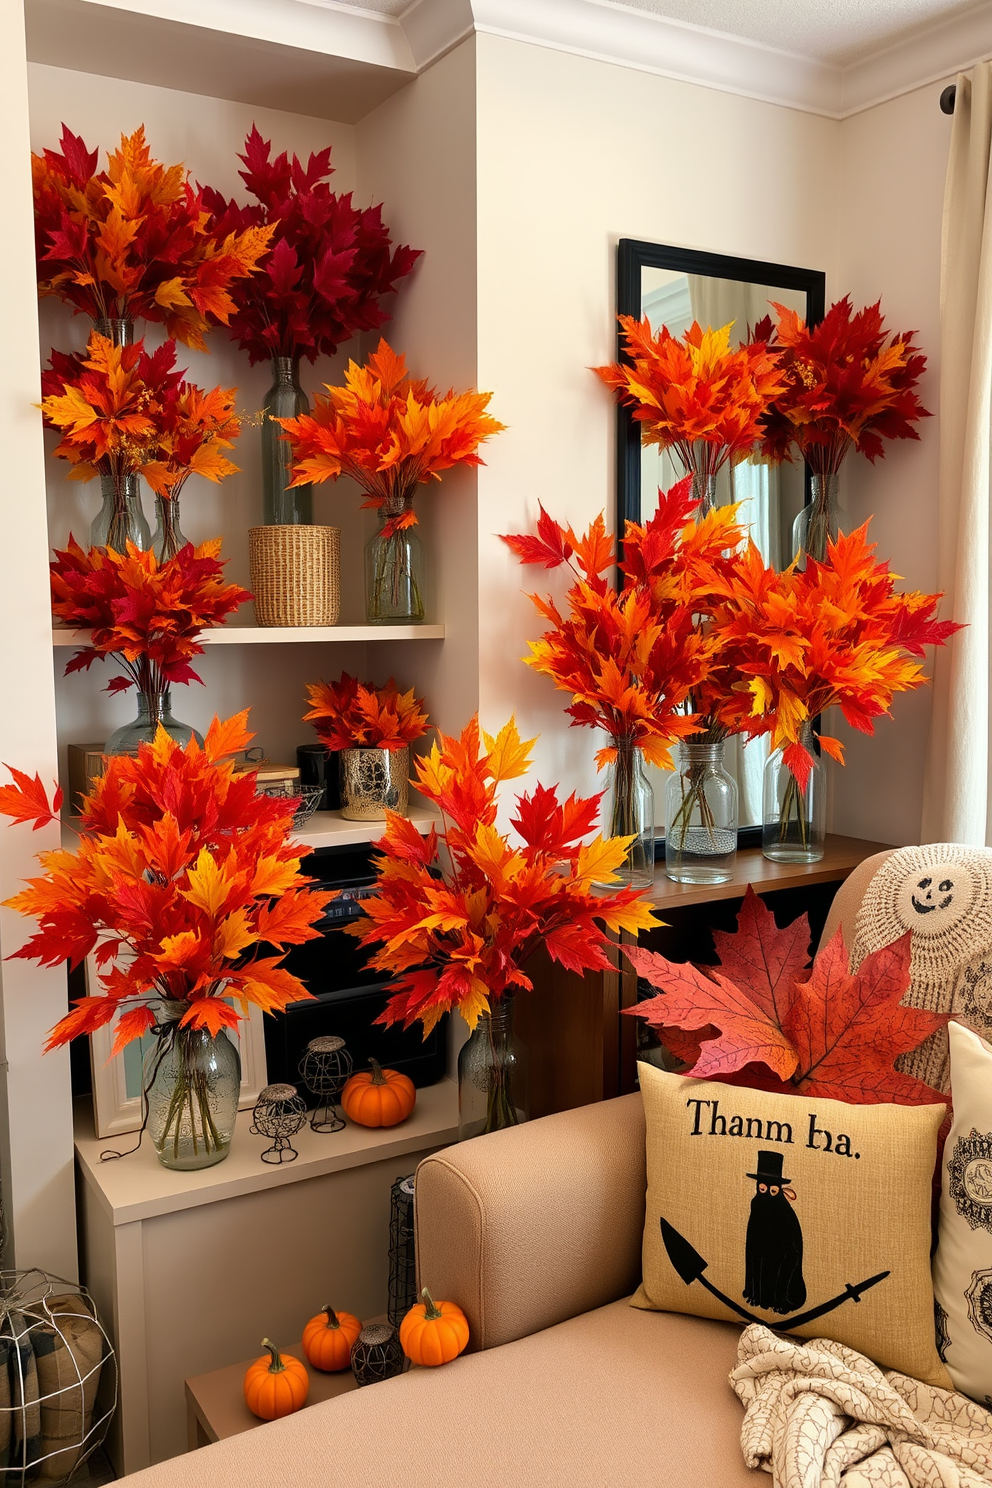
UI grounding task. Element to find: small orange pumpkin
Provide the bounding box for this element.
[243,1339,309,1420]
[341,1059,416,1128]
[301,1305,362,1372]
[399,1287,469,1367]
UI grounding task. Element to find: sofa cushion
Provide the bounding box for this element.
[933,1020,992,1402]
[634,1062,950,1389]
[118,1301,758,1488]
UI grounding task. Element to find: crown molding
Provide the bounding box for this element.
[397,0,992,119]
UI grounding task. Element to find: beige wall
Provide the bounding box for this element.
[834,82,954,846]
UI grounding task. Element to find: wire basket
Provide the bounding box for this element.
[248,526,340,627]
[291,785,325,829]
[0,1270,117,1486]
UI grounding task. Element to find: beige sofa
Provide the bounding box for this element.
[116,861,897,1488]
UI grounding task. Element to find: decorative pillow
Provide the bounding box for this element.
[634,1061,951,1388]
[851,843,992,1092]
[933,1021,992,1403]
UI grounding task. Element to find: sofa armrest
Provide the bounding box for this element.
[414,1093,646,1352]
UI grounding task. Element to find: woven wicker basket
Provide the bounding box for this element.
[248,525,341,627]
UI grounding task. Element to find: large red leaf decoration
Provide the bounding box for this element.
[709,884,810,1026]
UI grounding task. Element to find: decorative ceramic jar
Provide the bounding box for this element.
[339,745,409,820]
[665,739,738,884]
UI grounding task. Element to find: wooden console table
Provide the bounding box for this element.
[515,835,892,1119]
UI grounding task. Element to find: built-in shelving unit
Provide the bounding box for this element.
[295,805,440,849]
[52,624,446,647]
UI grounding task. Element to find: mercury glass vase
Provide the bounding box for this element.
[105,688,203,757]
[665,739,738,884]
[792,473,847,566]
[90,471,151,554]
[151,494,190,562]
[762,719,827,863]
[601,741,655,889]
[143,1002,241,1170]
[365,494,425,624]
[262,357,313,525]
[457,996,528,1140]
[339,745,410,821]
[94,317,134,348]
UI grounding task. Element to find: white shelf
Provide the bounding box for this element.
[73,1077,458,1227]
[295,807,440,849]
[52,624,445,647]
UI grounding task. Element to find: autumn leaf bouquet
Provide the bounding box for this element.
[281,339,505,623]
[352,716,658,1131]
[756,297,930,560]
[595,317,785,515]
[50,537,250,755]
[33,125,273,347]
[304,673,429,820]
[0,713,335,1167]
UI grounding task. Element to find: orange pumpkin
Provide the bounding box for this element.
[341,1059,416,1127]
[399,1288,469,1367]
[301,1305,362,1372]
[243,1339,309,1420]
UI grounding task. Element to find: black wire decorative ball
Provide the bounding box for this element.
[250,1083,308,1165]
[298,1036,353,1134]
[349,1323,405,1387]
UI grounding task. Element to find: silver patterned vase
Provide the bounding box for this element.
[339,746,410,820]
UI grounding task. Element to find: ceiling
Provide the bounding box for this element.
[594,0,988,67]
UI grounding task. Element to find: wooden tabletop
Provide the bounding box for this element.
[643,835,893,910]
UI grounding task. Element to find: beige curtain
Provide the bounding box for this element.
[922,65,992,845]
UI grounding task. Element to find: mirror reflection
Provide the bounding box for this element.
[615,242,826,836]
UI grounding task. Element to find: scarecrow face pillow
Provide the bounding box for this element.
[635,1062,950,1388]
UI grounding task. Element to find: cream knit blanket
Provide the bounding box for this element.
[731,1325,992,1487]
[851,845,992,1092]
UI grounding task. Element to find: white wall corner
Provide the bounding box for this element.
[839,1,992,116]
[401,0,475,71]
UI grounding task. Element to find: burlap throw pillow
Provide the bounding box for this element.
[634,1062,950,1388]
[933,1021,992,1404]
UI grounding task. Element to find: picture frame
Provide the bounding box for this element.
[86,955,269,1139]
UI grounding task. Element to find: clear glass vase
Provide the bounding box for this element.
[457,997,528,1141]
[601,741,655,889]
[262,357,313,526]
[143,1003,241,1170]
[90,470,151,554]
[665,739,738,884]
[105,688,203,757]
[690,468,718,521]
[792,473,846,566]
[151,494,189,562]
[365,494,425,624]
[762,720,827,863]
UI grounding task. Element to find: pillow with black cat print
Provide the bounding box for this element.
[634,1061,950,1388]
[933,1021,992,1402]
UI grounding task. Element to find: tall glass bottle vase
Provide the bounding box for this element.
[690,468,718,521]
[665,739,738,884]
[143,1002,241,1170]
[792,473,846,565]
[152,494,190,562]
[602,741,655,889]
[457,996,528,1141]
[762,720,827,863]
[91,470,151,554]
[262,357,314,525]
[365,493,425,624]
[105,687,203,757]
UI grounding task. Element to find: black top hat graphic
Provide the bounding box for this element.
[746,1151,791,1184]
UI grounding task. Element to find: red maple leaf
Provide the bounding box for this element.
[627,888,949,1107]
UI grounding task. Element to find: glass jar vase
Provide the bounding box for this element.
[262,357,313,526]
[792,472,847,566]
[762,720,827,863]
[457,997,528,1141]
[91,471,151,554]
[151,494,190,562]
[665,739,738,884]
[601,741,654,889]
[143,1004,241,1170]
[365,494,425,624]
[105,688,203,757]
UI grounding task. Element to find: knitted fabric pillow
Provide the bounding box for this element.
[634,1062,951,1388]
[933,1021,992,1403]
[851,844,992,1092]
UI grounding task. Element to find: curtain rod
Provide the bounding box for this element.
[941,83,957,113]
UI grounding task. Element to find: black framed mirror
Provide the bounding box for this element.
[614,240,826,839]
